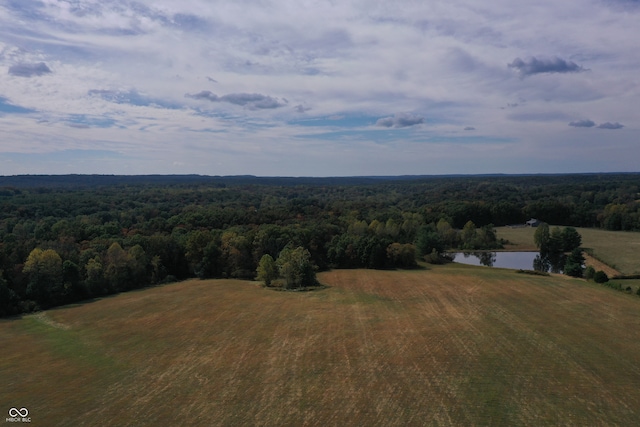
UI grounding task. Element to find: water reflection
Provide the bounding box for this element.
[477,251,496,267]
[533,253,565,274]
[451,251,561,271]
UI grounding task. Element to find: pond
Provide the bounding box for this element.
[449,251,542,271]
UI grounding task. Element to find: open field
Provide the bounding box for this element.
[2,265,640,426]
[497,226,640,275]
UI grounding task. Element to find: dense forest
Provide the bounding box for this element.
[1,173,640,316]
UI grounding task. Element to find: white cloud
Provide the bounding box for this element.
[0,0,638,175]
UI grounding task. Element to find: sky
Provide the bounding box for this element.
[0,0,639,176]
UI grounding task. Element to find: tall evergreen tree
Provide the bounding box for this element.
[564,248,585,278]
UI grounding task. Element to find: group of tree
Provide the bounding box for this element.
[257,246,317,289]
[1,173,639,315]
[533,224,585,276]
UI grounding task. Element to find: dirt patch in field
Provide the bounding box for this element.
[583,253,620,277]
[32,312,71,330]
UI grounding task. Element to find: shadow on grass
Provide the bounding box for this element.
[0,278,190,321]
[261,283,330,293]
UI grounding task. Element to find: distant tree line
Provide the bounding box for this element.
[1,173,639,315]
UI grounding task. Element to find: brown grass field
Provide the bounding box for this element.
[496,226,640,276]
[2,265,640,426]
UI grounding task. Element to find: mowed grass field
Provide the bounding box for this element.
[2,265,640,426]
[497,226,640,275]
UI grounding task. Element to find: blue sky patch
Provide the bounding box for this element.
[426,136,516,144]
[296,128,416,143]
[67,114,117,128]
[290,115,378,128]
[88,90,182,110]
[0,97,35,114]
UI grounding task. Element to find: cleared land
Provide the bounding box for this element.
[2,265,640,426]
[497,226,640,275]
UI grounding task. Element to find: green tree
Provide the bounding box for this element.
[128,244,148,286]
[252,225,290,264]
[358,235,391,269]
[594,270,609,283]
[461,220,477,249]
[85,256,105,295]
[384,218,400,238]
[221,231,253,278]
[415,224,444,256]
[23,248,64,306]
[276,246,317,289]
[256,254,278,286]
[185,230,214,275]
[536,227,563,272]
[476,224,499,249]
[368,219,385,236]
[561,227,582,252]
[327,234,359,268]
[534,222,550,250]
[386,243,417,268]
[436,219,458,248]
[584,266,596,280]
[549,227,565,252]
[62,260,83,299]
[197,241,223,279]
[0,272,19,316]
[424,248,445,264]
[401,212,422,241]
[105,242,131,291]
[62,260,80,287]
[564,248,585,278]
[347,220,368,236]
[150,255,165,284]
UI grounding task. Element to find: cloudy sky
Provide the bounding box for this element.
[1,0,638,176]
